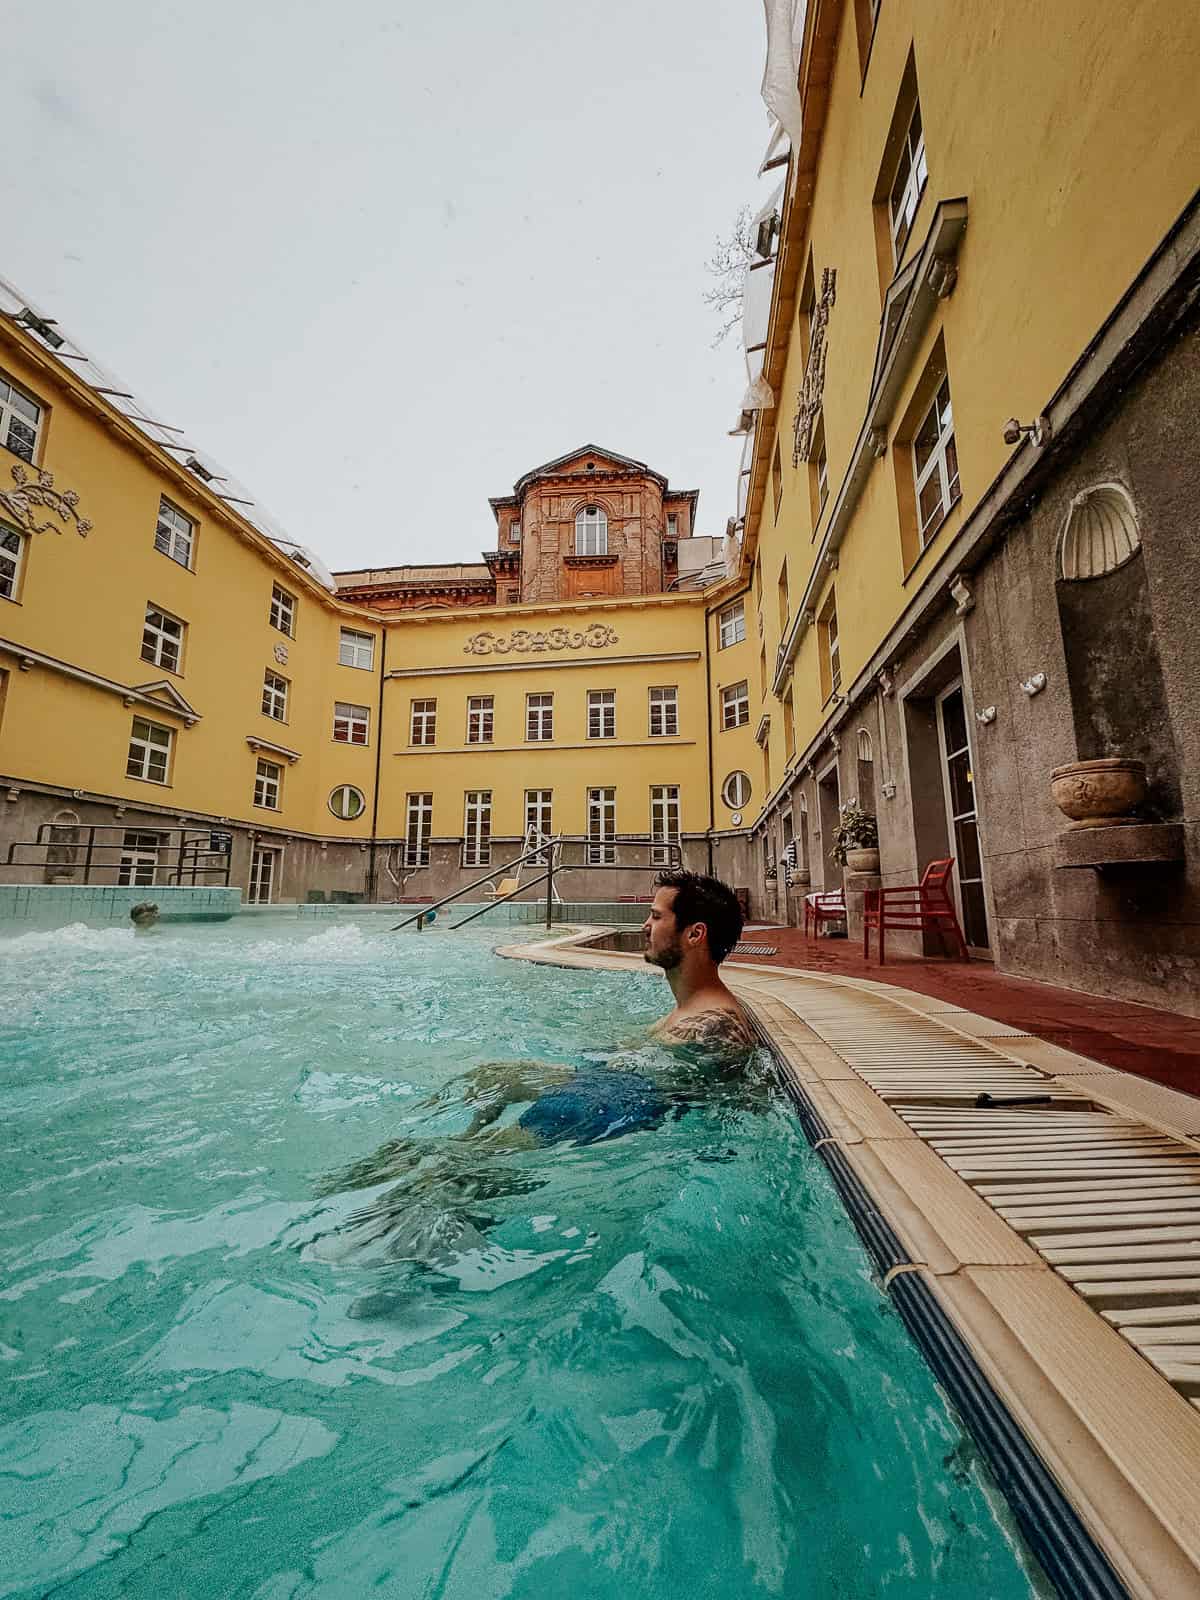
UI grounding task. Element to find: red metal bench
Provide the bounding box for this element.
[863,857,969,963]
[803,888,847,938]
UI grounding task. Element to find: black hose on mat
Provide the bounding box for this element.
[742,1004,1133,1600]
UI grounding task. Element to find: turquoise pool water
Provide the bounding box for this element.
[0,919,1049,1598]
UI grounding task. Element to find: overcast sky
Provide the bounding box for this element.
[4,2,771,570]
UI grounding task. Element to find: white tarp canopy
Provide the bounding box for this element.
[761,0,807,150]
[742,254,779,354]
[759,118,791,176]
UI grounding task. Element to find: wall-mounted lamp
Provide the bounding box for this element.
[1003,414,1052,449]
[881,782,897,800]
[1020,672,1047,697]
[976,705,997,725]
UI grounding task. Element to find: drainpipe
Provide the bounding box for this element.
[366,624,388,901]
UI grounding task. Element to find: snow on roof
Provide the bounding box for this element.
[0,275,336,592]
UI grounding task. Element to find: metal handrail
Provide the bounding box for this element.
[447,868,552,930]
[390,834,564,931]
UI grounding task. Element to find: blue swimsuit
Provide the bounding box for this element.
[517,1070,671,1147]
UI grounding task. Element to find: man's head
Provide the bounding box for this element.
[642,870,744,970]
[129,901,159,931]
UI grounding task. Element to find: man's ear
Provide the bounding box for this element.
[689,920,707,947]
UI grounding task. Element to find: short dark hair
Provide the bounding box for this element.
[653,870,744,964]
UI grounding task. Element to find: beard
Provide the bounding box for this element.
[644,936,683,971]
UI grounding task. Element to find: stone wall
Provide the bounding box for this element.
[958,314,1200,1012]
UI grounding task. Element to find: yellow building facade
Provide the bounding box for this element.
[0,303,757,903]
[731,0,1200,1010]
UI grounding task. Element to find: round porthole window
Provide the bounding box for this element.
[722,771,751,809]
[328,784,366,820]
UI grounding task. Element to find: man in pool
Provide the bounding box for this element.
[510,870,755,1146]
[641,869,756,1057]
[308,872,760,1280]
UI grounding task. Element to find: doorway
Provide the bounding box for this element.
[935,682,989,952]
[816,760,841,889]
[248,845,280,904]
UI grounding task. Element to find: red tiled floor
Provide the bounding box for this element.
[734,928,1200,1098]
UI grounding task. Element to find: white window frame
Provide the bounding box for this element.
[338,627,375,670]
[154,499,194,569]
[721,681,750,730]
[526,692,553,742]
[404,792,432,866]
[269,583,296,637]
[410,698,437,746]
[666,513,678,538]
[889,99,928,262]
[574,505,608,556]
[262,670,289,722]
[650,784,681,867]
[248,844,279,904]
[648,685,678,738]
[587,689,615,740]
[328,784,366,820]
[509,520,521,544]
[587,786,616,866]
[118,829,162,886]
[718,600,746,649]
[126,717,173,785]
[525,788,553,863]
[913,377,960,544]
[141,605,185,675]
[466,694,494,744]
[0,524,23,601]
[825,604,842,694]
[463,790,492,868]
[722,771,751,809]
[254,757,283,810]
[333,700,369,744]
[814,417,829,511]
[0,372,42,463]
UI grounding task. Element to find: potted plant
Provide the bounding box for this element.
[832,805,880,873]
[1050,757,1146,829]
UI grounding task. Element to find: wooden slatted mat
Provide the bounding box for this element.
[753,974,1200,1410]
[891,1103,1200,1398]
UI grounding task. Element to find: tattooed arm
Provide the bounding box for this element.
[655,1006,756,1063]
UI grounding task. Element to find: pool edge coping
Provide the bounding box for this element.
[498,927,1200,1600]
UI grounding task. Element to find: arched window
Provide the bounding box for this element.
[856,727,875,808]
[798,791,810,873]
[575,505,608,556]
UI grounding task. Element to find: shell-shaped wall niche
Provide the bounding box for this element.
[1058,482,1141,580]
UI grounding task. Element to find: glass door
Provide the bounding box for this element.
[936,683,989,952]
[248,846,277,904]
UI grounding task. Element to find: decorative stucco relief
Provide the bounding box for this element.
[792,266,837,467]
[463,622,620,656]
[1,464,93,537]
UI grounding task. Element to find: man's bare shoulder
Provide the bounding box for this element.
[655,999,755,1056]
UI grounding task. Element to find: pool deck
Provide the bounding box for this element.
[500,928,1200,1600]
[729,927,1200,1097]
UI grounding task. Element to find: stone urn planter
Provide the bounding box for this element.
[791,869,812,888]
[845,848,881,873]
[1050,757,1146,829]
